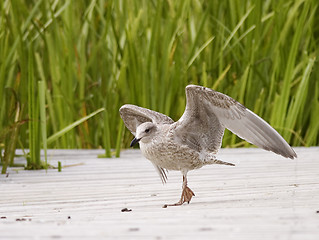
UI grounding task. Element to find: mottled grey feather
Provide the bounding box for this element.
[119,104,174,182]
[152,163,168,184]
[119,85,297,184]
[119,104,174,135]
[175,85,297,159]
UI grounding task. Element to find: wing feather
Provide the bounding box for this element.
[174,85,297,159]
[152,163,168,184]
[119,104,174,135]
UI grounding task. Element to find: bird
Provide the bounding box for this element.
[119,84,297,207]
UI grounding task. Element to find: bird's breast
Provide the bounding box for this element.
[139,139,204,171]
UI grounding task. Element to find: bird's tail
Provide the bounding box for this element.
[204,153,235,166]
[210,158,235,166]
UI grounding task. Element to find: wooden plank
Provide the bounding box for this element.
[0,147,319,239]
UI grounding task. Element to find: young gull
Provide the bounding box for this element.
[119,85,297,207]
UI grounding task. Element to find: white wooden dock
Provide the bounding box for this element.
[1,147,319,239]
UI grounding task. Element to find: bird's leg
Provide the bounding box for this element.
[163,173,195,208]
[180,175,195,204]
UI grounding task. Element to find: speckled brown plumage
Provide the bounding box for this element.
[119,85,297,207]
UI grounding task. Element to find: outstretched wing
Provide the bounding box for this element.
[174,85,297,159]
[119,104,174,135]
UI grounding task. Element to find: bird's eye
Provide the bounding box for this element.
[145,129,150,133]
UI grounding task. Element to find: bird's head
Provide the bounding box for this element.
[130,122,157,147]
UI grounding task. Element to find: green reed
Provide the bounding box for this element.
[0,0,318,172]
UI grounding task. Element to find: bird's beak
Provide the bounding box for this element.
[130,137,141,147]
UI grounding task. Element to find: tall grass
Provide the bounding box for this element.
[0,0,318,171]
